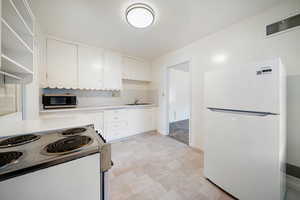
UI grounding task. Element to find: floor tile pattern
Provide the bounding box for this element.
[108,132,233,200]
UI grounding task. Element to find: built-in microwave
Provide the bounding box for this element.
[42,94,77,109]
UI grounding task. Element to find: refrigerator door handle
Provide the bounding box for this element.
[207,107,278,117]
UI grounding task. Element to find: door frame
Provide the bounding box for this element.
[166,61,192,146]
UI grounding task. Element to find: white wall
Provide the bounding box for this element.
[151,0,300,154]
[23,23,44,120]
[169,67,190,123]
[287,75,300,167]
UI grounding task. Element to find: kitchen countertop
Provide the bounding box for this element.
[39,104,157,114]
[0,116,94,137]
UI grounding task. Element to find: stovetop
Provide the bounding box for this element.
[0,126,104,181]
[0,134,41,148]
[44,135,93,155]
[0,151,23,168]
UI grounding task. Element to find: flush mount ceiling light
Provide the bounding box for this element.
[126,3,155,28]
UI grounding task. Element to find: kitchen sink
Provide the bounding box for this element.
[126,103,152,106]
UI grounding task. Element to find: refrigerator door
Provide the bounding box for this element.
[204,110,281,200]
[204,59,281,114]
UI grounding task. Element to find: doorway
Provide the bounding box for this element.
[167,62,190,145]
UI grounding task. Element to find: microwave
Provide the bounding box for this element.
[42,94,77,109]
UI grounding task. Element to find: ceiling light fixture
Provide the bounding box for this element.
[126,3,155,28]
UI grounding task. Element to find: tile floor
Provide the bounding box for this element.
[169,119,189,145]
[108,131,233,200]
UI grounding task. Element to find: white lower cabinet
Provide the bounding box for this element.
[104,108,155,141]
[104,109,129,141]
[129,108,153,134]
[85,111,104,133]
[40,107,156,141]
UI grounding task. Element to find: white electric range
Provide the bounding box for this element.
[0,125,112,200]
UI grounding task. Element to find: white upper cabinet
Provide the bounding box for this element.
[44,39,124,90]
[103,50,122,90]
[46,39,78,88]
[122,57,151,82]
[78,45,103,90]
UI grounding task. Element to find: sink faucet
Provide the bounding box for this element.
[134,98,141,105]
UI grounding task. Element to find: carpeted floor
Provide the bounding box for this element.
[286,187,300,200]
[169,119,189,145]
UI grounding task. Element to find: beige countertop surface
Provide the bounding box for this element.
[0,116,94,137]
[0,104,157,137]
[39,104,157,114]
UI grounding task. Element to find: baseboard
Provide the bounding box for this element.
[287,175,300,192]
[190,146,203,153]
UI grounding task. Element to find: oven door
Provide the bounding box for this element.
[98,132,112,200]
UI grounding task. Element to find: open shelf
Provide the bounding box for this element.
[2,18,33,53]
[2,0,34,50]
[11,0,34,33]
[2,18,33,72]
[0,70,22,81]
[1,0,34,83]
[1,54,33,76]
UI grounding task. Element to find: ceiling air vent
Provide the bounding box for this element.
[266,13,300,36]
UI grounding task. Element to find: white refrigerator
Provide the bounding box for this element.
[204,58,286,200]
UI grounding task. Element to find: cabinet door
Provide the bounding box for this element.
[46,39,78,88]
[84,112,104,133]
[104,109,130,141]
[143,108,154,132]
[122,57,151,82]
[103,51,122,90]
[78,46,103,89]
[128,108,153,135]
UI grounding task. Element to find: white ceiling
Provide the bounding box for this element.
[31,0,282,60]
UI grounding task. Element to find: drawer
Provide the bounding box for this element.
[104,109,128,121]
[106,129,128,141]
[108,121,128,130]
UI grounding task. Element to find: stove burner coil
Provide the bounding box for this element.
[62,128,87,136]
[45,136,92,154]
[0,134,41,148]
[0,151,23,168]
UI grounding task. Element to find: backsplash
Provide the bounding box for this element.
[0,75,22,116]
[41,80,158,109]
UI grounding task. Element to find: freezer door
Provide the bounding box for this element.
[204,59,281,114]
[204,110,281,200]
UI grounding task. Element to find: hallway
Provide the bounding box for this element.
[169,119,189,145]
